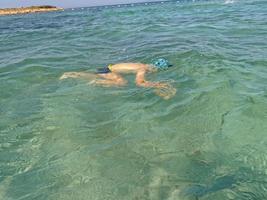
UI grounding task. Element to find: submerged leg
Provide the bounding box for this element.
[59,71,98,80]
[60,71,127,87]
[90,72,127,87]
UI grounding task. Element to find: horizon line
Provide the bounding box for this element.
[69,0,172,9]
[0,0,172,9]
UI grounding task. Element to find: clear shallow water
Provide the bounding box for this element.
[0,0,267,199]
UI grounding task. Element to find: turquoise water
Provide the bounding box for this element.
[1,0,267,199]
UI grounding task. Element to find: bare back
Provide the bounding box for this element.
[109,63,154,74]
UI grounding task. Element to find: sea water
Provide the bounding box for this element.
[0,0,267,199]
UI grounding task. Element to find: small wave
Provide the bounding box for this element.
[224,0,235,4]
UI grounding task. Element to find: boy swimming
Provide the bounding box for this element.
[60,58,176,99]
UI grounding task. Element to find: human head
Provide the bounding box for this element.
[152,58,172,70]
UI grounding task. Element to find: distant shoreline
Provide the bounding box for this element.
[0,6,63,16]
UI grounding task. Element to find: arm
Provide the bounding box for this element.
[135,69,177,100]
[135,70,167,88]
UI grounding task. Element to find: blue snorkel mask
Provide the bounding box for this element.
[151,58,172,70]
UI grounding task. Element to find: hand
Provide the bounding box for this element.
[155,82,172,89]
[154,82,177,100]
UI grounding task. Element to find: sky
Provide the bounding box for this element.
[0,0,166,9]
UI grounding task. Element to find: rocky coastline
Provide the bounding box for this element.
[0,6,63,16]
